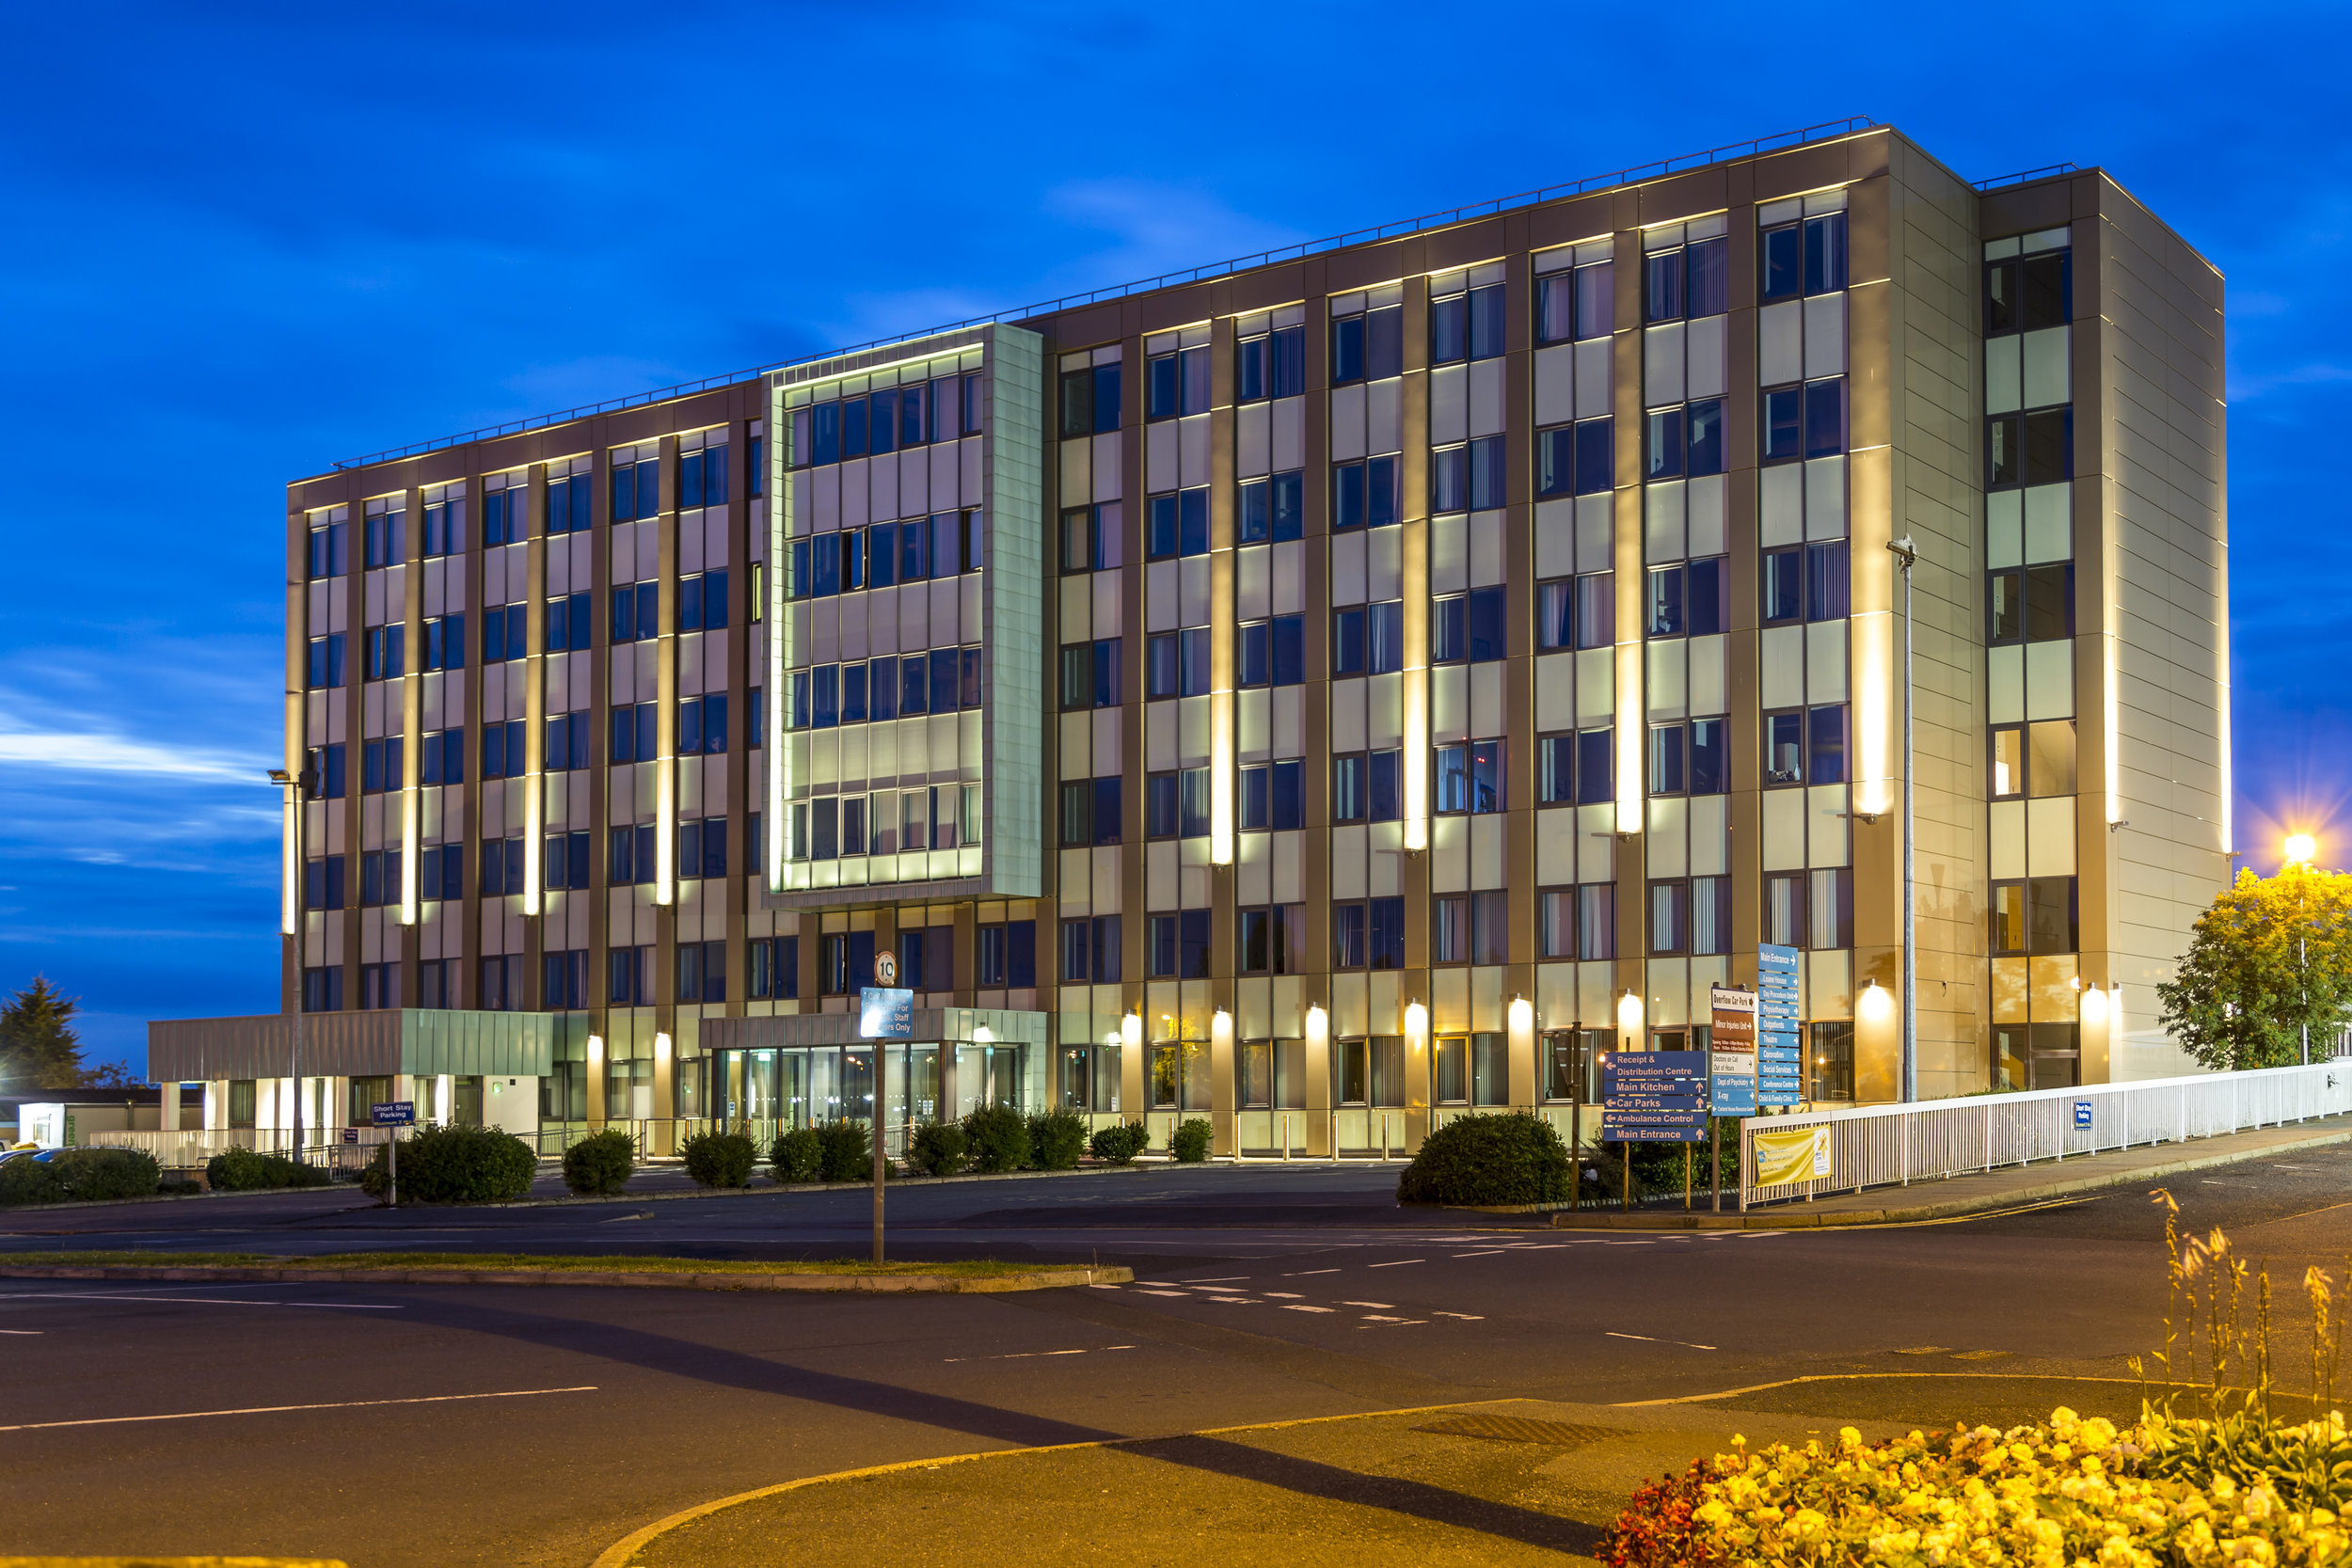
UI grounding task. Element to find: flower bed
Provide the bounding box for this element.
[1605,1405,2352,1566]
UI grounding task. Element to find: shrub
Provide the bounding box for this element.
[358,1125,535,1203]
[681,1131,756,1189]
[817,1120,871,1182]
[1088,1120,1152,1165]
[906,1120,968,1177]
[205,1148,333,1192]
[1169,1117,1214,1164]
[962,1103,1030,1174]
[52,1148,160,1202]
[1395,1112,1572,1207]
[0,1158,62,1206]
[156,1177,203,1196]
[561,1129,634,1196]
[771,1127,822,1183]
[1026,1108,1088,1171]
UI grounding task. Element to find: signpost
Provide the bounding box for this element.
[859,952,914,1264]
[370,1101,415,1208]
[1708,986,1758,1211]
[1601,1051,1708,1212]
[1756,943,1804,1110]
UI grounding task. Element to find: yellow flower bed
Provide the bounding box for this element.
[1606,1407,2352,1566]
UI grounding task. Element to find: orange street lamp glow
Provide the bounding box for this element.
[2285,832,2317,866]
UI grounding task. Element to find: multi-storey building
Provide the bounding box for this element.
[150,120,2231,1158]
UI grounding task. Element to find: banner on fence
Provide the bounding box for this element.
[1754,1124,1832,1185]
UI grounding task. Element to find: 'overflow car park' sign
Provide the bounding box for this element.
[1708,985,1758,1117]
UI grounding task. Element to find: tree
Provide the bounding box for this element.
[2157,864,2352,1071]
[0,975,90,1092]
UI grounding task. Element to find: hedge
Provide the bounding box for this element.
[1394,1112,1572,1206]
[205,1148,334,1192]
[817,1120,871,1182]
[1088,1121,1151,1165]
[681,1131,756,1188]
[906,1120,968,1177]
[771,1127,822,1183]
[358,1125,535,1203]
[962,1104,1030,1173]
[561,1129,634,1196]
[1026,1108,1088,1171]
[1169,1117,1213,1164]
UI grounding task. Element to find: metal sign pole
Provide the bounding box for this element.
[389,1129,398,1210]
[863,953,911,1268]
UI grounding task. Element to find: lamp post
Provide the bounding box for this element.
[2286,833,2317,1066]
[1886,537,1918,1102]
[267,761,317,1163]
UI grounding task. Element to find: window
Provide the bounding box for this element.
[544,468,592,534]
[421,614,464,672]
[604,822,656,887]
[366,499,407,569]
[1574,882,1615,959]
[1985,246,2071,335]
[1332,599,1404,676]
[608,946,653,1006]
[310,741,346,800]
[1236,470,1303,544]
[1990,876,2078,955]
[1236,905,1306,974]
[1430,587,1506,665]
[308,513,348,578]
[1331,454,1400,531]
[610,451,660,521]
[1429,281,1503,365]
[1434,738,1504,815]
[676,570,728,632]
[1146,768,1211,840]
[1761,211,1848,304]
[1432,891,1508,965]
[1645,558,1726,639]
[1991,720,2075,800]
[673,815,727,881]
[1807,867,1854,950]
[1809,1021,1855,1102]
[302,966,344,1014]
[748,434,765,496]
[1645,232,1728,322]
[1060,776,1123,847]
[1988,562,2074,643]
[483,477,528,546]
[1235,615,1305,688]
[679,442,729,509]
[472,835,522,898]
[1537,419,1614,497]
[1060,502,1124,573]
[542,948,589,1010]
[481,602,526,664]
[1058,361,1122,437]
[1331,749,1401,824]
[1537,730,1613,806]
[419,728,466,785]
[362,623,404,682]
[1148,911,1213,979]
[1330,304,1403,384]
[1536,261,1613,344]
[358,848,401,908]
[1762,377,1846,464]
[974,920,1037,988]
[1238,759,1304,831]
[1060,638,1122,709]
[359,737,402,799]
[1534,573,1613,651]
[542,830,591,891]
[1145,487,1211,560]
[1058,915,1122,983]
[1331,896,1406,970]
[608,580,659,643]
[1647,879,1689,956]
[481,719,527,781]
[358,964,400,1010]
[1236,324,1306,403]
[1430,436,1505,513]
[1987,406,2072,489]
[543,592,592,653]
[748,935,801,1001]
[609,702,659,765]
[1645,399,1725,481]
[1146,344,1212,420]
[678,694,727,754]
[674,940,727,1005]
[1759,541,1848,625]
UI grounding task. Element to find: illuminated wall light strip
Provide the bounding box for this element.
[522,575,544,919]
[2105,628,2123,830]
[1210,691,1234,865]
[767,384,791,894]
[1854,609,1894,818]
[1613,641,1643,834]
[1402,515,1429,853]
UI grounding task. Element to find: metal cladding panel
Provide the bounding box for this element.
[702,1008,1049,1052]
[145,1011,550,1082]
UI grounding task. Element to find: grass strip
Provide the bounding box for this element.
[0,1251,1066,1277]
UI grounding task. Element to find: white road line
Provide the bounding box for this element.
[0,1386,597,1433]
[1279,1269,1341,1276]
[1136,1291,1193,1298]
[1452,1250,1505,1258]
[1367,1259,1424,1268]
[1207,1297,1257,1305]
[1360,1315,1407,1323]
[1605,1330,1718,1350]
[0,1330,41,1336]
[942,1346,1137,1363]
[4,1292,404,1310]
[1339,1302,1394,1309]
[1432,1311,1485,1321]
[1261,1291,1303,1299]
[1280,1305,1335,1313]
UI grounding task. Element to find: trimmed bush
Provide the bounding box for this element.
[0,1157,62,1206]
[1169,1117,1214,1164]
[1026,1108,1088,1171]
[205,1148,333,1192]
[1088,1120,1152,1165]
[817,1120,871,1182]
[1395,1112,1572,1207]
[962,1103,1030,1174]
[906,1120,968,1177]
[681,1131,756,1188]
[358,1125,535,1203]
[52,1148,160,1202]
[771,1127,822,1183]
[156,1177,203,1197]
[561,1129,635,1196]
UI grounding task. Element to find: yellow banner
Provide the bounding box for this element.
[1755,1125,1832,1185]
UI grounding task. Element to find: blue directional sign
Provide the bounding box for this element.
[1756,944,1804,1107]
[1602,1051,1709,1142]
[369,1101,415,1127]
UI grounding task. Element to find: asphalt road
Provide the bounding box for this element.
[1,1148,2345,1567]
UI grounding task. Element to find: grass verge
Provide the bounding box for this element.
[0,1251,1072,1277]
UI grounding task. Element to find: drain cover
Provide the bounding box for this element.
[1413,1414,1628,1447]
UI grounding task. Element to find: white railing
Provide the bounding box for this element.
[88,1126,411,1169]
[1740,1062,2352,1209]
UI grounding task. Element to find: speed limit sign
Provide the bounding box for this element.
[875,949,898,986]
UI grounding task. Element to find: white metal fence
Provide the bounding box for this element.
[1740,1061,2352,1210]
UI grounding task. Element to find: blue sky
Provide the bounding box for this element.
[2,2,2344,1072]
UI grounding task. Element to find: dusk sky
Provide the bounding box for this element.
[2,3,2344,1071]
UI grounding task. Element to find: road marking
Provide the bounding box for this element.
[1261,1291,1303,1299]
[1135,1291,1192,1297]
[1605,1331,1717,1350]
[1452,1250,1506,1258]
[1207,1297,1257,1306]
[1185,1275,1249,1283]
[1359,1315,1407,1323]
[0,1330,41,1336]
[1339,1302,1394,1309]
[1432,1312,1484,1321]
[943,1346,1136,1363]
[1279,1305,1334,1313]
[1279,1269,1341,1276]
[0,1385,598,1433]
[2,1292,404,1310]
[1614,1370,2144,1408]
[1368,1259,1424,1268]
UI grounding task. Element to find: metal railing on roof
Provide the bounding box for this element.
[1973,162,2081,193]
[329,116,1882,472]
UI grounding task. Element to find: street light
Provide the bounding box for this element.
[2285,832,2317,867]
[2286,832,2319,1066]
[267,762,316,1163]
[1886,536,1919,1101]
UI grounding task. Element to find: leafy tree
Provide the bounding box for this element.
[2157,864,2352,1070]
[0,976,89,1092]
